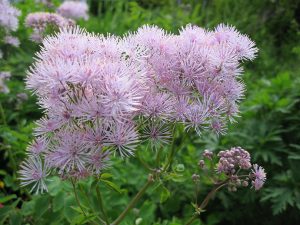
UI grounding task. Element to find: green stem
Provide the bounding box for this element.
[0,102,7,125]
[185,213,200,225]
[155,146,163,168]
[71,180,87,217]
[111,174,154,225]
[162,137,176,172]
[78,184,104,224]
[185,181,228,225]
[96,183,109,225]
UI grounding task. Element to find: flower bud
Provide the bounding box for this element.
[192,174,200,182]
[242,180,249,187]
[203,149,213,160]
[198,160,205,169]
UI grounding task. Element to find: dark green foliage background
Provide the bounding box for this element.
[0,0,299,224]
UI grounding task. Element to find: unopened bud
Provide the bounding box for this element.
[198,160,205,169]
[192,174,200,181]
[242,180,248,187]
[203,149,213,160]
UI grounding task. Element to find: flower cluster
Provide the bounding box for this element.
[199,147,266,191]
[3,35,20,47]
[0,0,21,47]
[127,24,258,135]
[217,147,251,174]
[0,71,11,93]
[57,1,89,20]
[20,24,258,193]
[0,0,20,31]
[25,12,75,42]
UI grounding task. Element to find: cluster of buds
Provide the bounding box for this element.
[217,147,252,174]
[19,24,258,193]
[25,12,75,42]
[198,147,266,191]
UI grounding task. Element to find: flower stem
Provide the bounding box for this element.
[185,213,200,225]
[96,183,109,225]
[185,181,228,225]
[111,174,154,225]
[162,134,176,172]
[71,180,87,217]
[0,102,7,126]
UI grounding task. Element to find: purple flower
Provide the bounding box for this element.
[19,156,49,194]
[27,137,48,155]
[25,12,75,42]
[105,122,139,157]
[217,147,251,174]
[142,121,171,150]
[0,0,21,32]
[57,1,89,21]
[3,35,20,47]
[0,71,11,94]
[251,164,266,190]
[19,24,258,193]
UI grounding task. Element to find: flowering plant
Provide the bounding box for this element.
[19,24,265,224]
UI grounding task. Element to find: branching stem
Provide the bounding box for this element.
[185,181,228,225]
[111,174,154,225]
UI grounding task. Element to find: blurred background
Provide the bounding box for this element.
[0,0,300,224]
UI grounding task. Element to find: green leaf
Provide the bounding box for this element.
[160,186,170,203]
[175,164,185,172]
[100,173,113,179]
[262,188,294,215]
[101,179,122,194]
[34,195,50,218]
[21,201,35,216]
[0,194,17,203]
[47,176,63,196]
[64,195,77,223]
[53,191,66,212]
[164,172,186,183]
[9,210,22,225]
[0,206,12,221]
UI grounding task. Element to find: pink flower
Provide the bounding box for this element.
[251,164,266,190]
[105,122,139,157]
[0,0,20,32]
[3,35,20,47]
[142,121,171,150]
[19,156,49,194]
[27,137,48,155]
[0,71,11,93]
[25,12,75,42]
[19,24,258,193]
[47,130,89,174]
[57,1,89,20]
[217,147,252,174]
